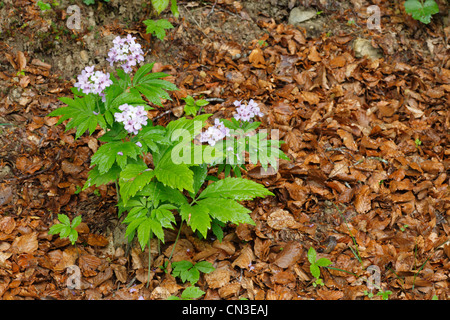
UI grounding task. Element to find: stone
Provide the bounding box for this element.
[352,38,383,60]
[288,7,317,25]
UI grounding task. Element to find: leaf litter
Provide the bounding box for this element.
[0,0,449,300]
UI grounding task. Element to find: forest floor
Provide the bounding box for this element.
[0,0,449,300]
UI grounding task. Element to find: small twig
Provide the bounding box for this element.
[207,0,218,18]
[152,109,172,121]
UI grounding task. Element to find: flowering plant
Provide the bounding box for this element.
[48,36,287,265]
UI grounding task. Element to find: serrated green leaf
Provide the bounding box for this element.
[110,89,147,109]
[71,215,82,228]
[404,0,439,24]
[91,141,139,174]
[211,219,224,242]
[119,164,155,203]
[198,177,273,201]
[138,181,188,207]
[58,214,71,225]
[180,203,211,238]
[83,164,121,190]
[48,223,66,235]
[154,207,176,229]
[190,164,208,196]
[49,95,101,139]
[310,264,320,279]
[170,0,179,18]
[125,216,146,239]
[144,19,174,41]
[154,151,194,192]
[132,63,155,86]
[68,229,78,245]
[151,0,170,14]
[137,217,152,250]
[307,247,317,264]
[316,258,332,267]
[180,286,204,300]
[59,225,72,238]
[194,261,215,274]
[195,198,255,226]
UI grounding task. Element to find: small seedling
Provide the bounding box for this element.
[167,285,205,300]
[182,95,209,117]
[83,0,110,5]
[308,247,332,287]
[257,40,268,47]
[404,0,439,24]
[36,1,51,11]
[171,260,215,284]
[144,19,174,41]
[400,224,409,232]
[414,138,422,148]
[377,290,392,300]
[347,18,356,26]
[48,214,82,245]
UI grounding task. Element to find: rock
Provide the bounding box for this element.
[79,50,89,63]
[352,38,383,60]
[288,7,317,25]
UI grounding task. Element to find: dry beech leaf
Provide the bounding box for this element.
[248,47,266,68]
[354,185,372,214]
[112,264,128,283]
[205,268,231,289]
[232,244,254,269]
[273,241,303,268]
[87,234,109,247]
[0,216,16,234]
[218,282,241,299]
[308,46,322,62]
[267,209,301,230]
[11,232,38,254]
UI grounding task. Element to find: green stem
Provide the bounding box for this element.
[168,221,184,261]
[332,202,362,264]
[146,230,153,288]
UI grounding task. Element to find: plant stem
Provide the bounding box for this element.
[146,230,153,288]
[332,202,362,264]
[168,221,184,261]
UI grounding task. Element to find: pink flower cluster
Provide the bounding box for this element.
[107,35,145,73]
[199,119,230,146]
[233,99,263,122]
[74,66,113,101]
[114,104,148,135]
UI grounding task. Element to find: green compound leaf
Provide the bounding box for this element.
[144,19,174,41]
[151,0,170,15]
[195,198,255,226]
[180,203,211,238]
[91,141,140,174]
[49,95,105,139]
[198,177,274,201]
[404,0,439,24]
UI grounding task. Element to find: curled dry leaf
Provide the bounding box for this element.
[11,232,38,254]
[0,216,16,234]
[232,244,254,269]
[205,267,231,289]
[266,209,301,230]
[273,241,303,269]
[218,282,241,299]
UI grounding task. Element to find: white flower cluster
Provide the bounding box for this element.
[199,119,230,146]
[107,35,145,73]
[233,99,263,122]
[74,66,113,101]
[114,104,148,135]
